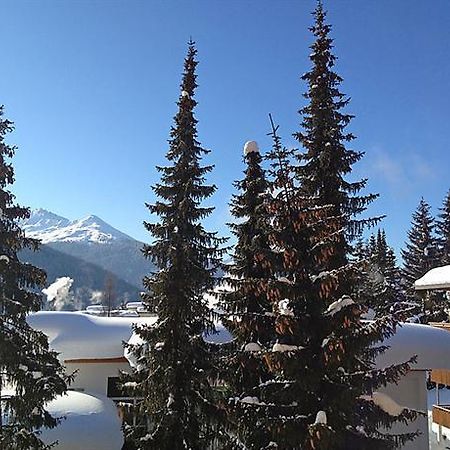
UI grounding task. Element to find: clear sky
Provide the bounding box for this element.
[1,0,449,256]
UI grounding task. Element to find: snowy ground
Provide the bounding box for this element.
[429,388,450,449]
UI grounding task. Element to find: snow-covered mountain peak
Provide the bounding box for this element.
[25,209,71,232]
[22,210,134,245]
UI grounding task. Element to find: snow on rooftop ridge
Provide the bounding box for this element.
[376,322,450,371]
[26,311,156,361]
[22,209,134,244]
[414,265,450,291]
[243,140,259,156]
[272,343,302,353]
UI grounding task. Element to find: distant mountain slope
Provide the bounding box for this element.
[20,245,141,308]
[47,239,152,289]
[20,209,155,307]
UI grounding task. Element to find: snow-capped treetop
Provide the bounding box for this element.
[314,411,327,425]
[22,209,134,244]
[243,140,259,156]
[243,342,262,352]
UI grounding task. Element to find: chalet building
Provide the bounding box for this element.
[27,283,450,450]
[27,312,156,450]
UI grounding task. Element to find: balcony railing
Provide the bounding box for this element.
[433,404,450,429]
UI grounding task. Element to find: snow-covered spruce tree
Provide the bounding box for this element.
[123,42,227,450]
[217,140,277,447]
[0,106,67,449]
[256,118,419,450]
[295,1,382,287]
[362,230,407,318]
[265,2,420,448]
[401,198,443,322]
[436,190,450,265]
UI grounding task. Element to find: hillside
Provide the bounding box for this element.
[20,209,154,308]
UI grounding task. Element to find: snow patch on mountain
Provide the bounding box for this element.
[23,209,133,244]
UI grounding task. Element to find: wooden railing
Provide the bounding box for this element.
[431,369,450,386]
[429,324,450,388]
[433,405,450,428]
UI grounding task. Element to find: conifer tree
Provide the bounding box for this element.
[436,190,450,265]
[253,2,420,448]
[260,119,418,450]
[402,198,443,321]
[0,106,67,449]
[362,230,406,318]
[218,141,276,447]
[401,198,439,290]
[124,41,227,450]
[295,1,381,282]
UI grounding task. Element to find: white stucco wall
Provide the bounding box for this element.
[381,371,428,450]
[66,361,130,397]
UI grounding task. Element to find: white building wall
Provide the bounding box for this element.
[65,361,130,397]
[381,371,428,450]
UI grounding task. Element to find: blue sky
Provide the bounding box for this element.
[1,0,449,256]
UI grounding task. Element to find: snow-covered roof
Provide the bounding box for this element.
[27,312,156,361]
[28,312,450,371]
[414,265,450,291]
[39,391,123,450]
[377,322,450,370]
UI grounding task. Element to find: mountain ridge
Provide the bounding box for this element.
[23,209,135,245]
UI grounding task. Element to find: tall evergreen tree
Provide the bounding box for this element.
[402,198,443,322]
[124,41,227,450]
[253,3,420,448]
[0,106,67,449]
[218,141,276,447]
[261,118,418,450]
[295,1,381,281]
[436,190,450,265]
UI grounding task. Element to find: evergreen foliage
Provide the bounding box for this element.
[265,118,419,449]
[359,230,407,318]
[239,3,421,448]
[436,190,450,265]
[0,106,68,449]
[218,142,276,447]
[294,1,382,279]
[124,42,227,450]
[401,198,438,289]
[402,198,444,322]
